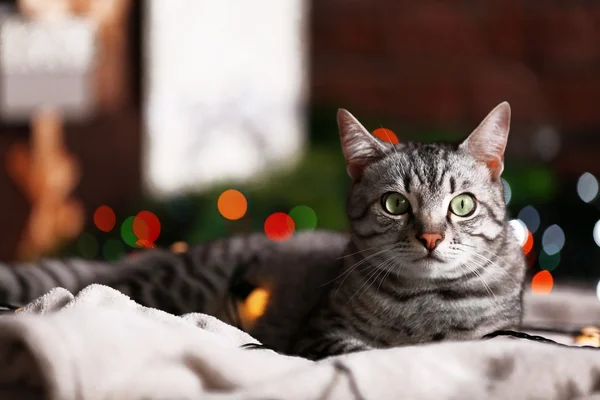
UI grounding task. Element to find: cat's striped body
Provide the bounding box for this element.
[0,102,527,361]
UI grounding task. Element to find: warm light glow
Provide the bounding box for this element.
[133,211,161,243]
[218,189,248,220]
[372,128,399,144]
[93,205,116,233]
[135,240,156,249]
[523,230,534,255]
[264,212,295,241]
[244,288,269,319]
[531,271,553,295]
[170,241,189,253]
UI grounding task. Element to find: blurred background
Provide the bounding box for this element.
[0,0,598,295]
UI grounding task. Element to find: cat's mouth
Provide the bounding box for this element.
[418,252,445,263]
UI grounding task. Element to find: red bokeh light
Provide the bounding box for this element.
[133,211,161,243]
[372,128,399,144]
[522,229,534,254]
[93,205,116,233]
[531,270,553,295]
[264,212,295,241]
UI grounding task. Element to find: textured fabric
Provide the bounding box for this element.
[0,284,599,399]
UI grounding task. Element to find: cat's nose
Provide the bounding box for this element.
[418,233,444,250]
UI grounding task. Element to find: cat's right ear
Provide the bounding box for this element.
[337,109,390,179]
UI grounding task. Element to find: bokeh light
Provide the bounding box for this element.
[593,221,600,247]
[102,239,125,261]
[531,270,553,295]
[93,205,116,233]
[372,128,399,144]
[509,219,527,246]
[289,205,317,231]
[77,232,99,258]
[577,172,599,203]
[121,216,139,248]
[136,239,156,249]
[244,288,269,319]
[596,281,600,302]
[133,211,161,243]
[264,212,295,241]
[517,205,541,234]
[509,219,533,254]
[218,189,248,220]
[538,249,560,272]
[523,230,534,255]
[502,178,512,205]
[542,224,565,256]
[533,126,561,161]
[170,241,189,253]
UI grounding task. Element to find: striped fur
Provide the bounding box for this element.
[0,103,526,361]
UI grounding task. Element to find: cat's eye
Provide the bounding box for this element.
[382,192,410,215]
[449,193,476,217]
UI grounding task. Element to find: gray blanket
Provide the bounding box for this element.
[0,284,598,400]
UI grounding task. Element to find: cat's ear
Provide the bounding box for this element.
[460,102,511,180]
[337,109,390,179]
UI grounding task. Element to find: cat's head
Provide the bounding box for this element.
[338,102,512,279]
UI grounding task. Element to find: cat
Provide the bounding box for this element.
[286,102,527,359]
[0,102,526,361]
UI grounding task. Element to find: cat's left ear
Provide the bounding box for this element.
[459,101,511,181]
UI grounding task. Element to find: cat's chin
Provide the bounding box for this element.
[399,257,465,279]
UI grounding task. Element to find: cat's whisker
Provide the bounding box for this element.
[337,242,398,260]
[348,257,397,304]
[453,245,520,286]
[462,260,497,302]
[325,245,397,290]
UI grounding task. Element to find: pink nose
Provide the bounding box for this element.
[419,233,443,250]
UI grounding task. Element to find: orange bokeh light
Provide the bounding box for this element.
[264,212,295,241]
[93,205,116,232]
[133,211,161,243]
[218,189,248,220]
[522,229,534,254]
[531,270,553,295]
[244,288,269,319]
[372,128,399,144]
[135,239,156,249]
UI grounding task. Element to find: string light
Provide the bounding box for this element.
[264,212,295,241]
[133,211,161,244]
[93,205,116,232]
[531,271,553,295]
[244,288,269,319]
[289,205,317,231]
[218,189,248,220]
[372,128,399,144]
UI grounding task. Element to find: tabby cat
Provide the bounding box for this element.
[0,102,526,361]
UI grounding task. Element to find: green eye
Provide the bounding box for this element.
[382,192,410,215]
[449,193,476,217]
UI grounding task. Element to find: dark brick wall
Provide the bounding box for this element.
[310,0,600,129]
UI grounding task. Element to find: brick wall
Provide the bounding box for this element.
[310,0,600,130]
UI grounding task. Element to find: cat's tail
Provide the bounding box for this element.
[0,233,271,316]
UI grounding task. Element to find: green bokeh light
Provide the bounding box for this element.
[121,216,139,248]
[77,232,98,258]
[289,205,318,231]
[539,249,560,272]
[103,239,125,261]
